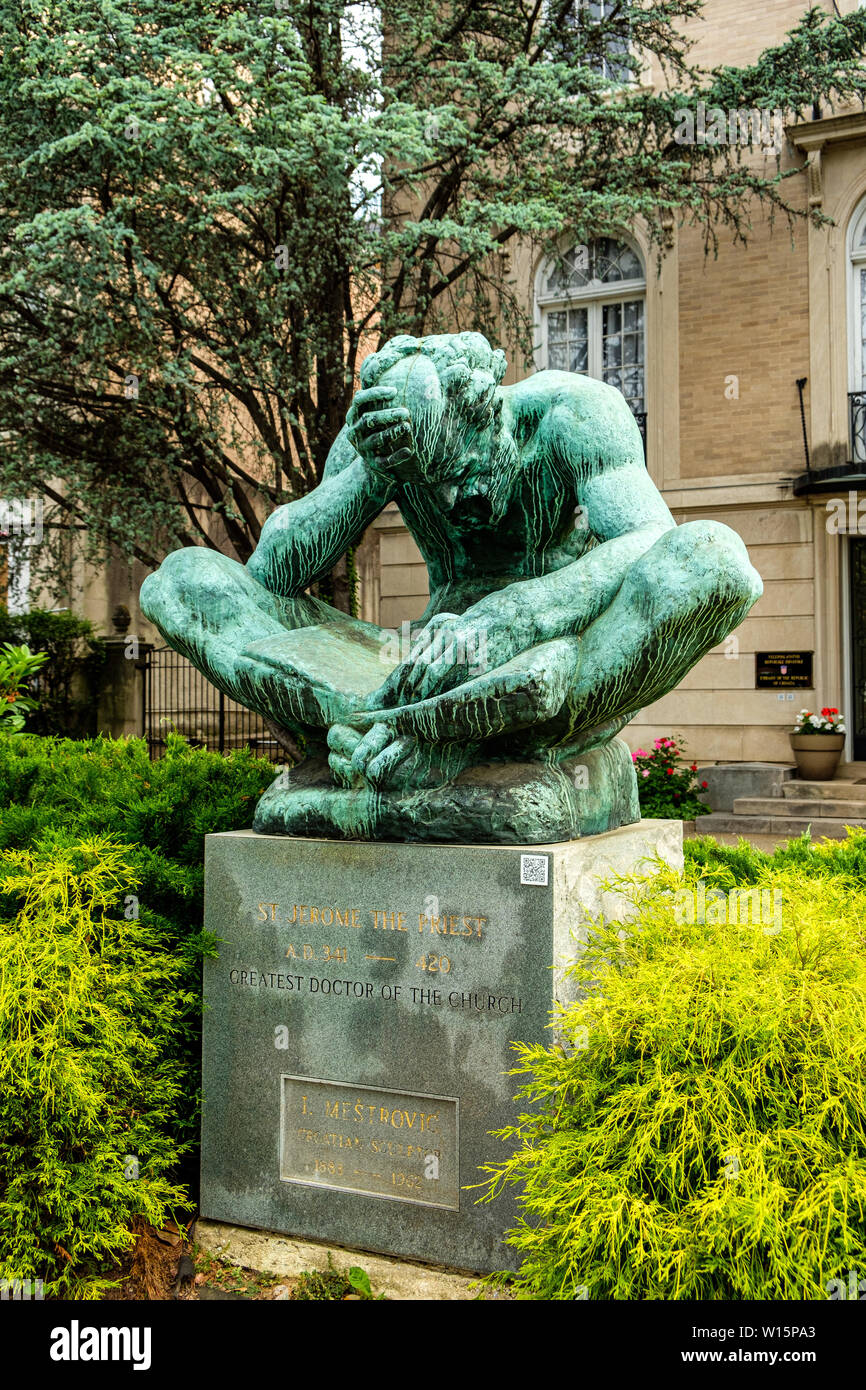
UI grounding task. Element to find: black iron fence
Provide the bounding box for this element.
[143,645,281,759]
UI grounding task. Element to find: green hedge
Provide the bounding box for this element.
[0,733,275,1224]
[0,838,194,1297]
[482,831,866,1299]
[685,825,866,885]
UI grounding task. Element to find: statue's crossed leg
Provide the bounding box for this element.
[141,522,757,841]
[327,520,758,773]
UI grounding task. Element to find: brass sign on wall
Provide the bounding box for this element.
[755,652,814,689]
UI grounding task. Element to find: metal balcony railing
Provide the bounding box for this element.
[850,391,866,464]
[792,393,866,493]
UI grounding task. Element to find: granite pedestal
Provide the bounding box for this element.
[201,820,682,1274]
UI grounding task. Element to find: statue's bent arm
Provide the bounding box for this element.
[246,431,395,597]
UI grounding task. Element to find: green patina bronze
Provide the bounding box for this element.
[140,332,762,843]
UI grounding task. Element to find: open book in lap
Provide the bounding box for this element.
[242,623,399,723]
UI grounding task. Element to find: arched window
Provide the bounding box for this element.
[848,199,866,461]
[537,236,646,425]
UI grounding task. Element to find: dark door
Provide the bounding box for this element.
[851,538,866,760]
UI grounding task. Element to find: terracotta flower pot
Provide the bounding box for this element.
[789,732,845,781]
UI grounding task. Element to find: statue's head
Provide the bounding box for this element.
[359,332,507,488]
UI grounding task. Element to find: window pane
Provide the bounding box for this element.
[623,300,641,332]
[544,237,643,295]
[546,244,590,293]
[603,303,621,335]
[547,310,567,340]
[624,369,644,406]
[861,268,866,388]
[596,237,643,283]
[570,307,589,372]
[546,305,587,373]
[570,340,589,373]
[543,286,643,407]
[549,342,568,371]
[602,295,645,408]
[579,1,633,85]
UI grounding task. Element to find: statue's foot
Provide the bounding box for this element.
[252,737,640,845]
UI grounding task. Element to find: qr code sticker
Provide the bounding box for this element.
[520,853,549,886]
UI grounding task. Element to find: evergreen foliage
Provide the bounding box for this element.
[0,837,194,1297]
[482,834,866,1299]
[1,1,864,585]
[0,732,275,1167]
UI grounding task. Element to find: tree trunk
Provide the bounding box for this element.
[263,717,305,765]
[328,552,353,614]
[311,549,356,615]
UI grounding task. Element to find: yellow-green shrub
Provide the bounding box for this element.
[482,852,866,1299]
[0,838,194,1297]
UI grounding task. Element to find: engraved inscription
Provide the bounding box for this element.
[280,1076,459,1210]
[255,900,488,942]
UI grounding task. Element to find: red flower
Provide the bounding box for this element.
[701,780,709,789]
[666,768,674,775]
[690,763,697,772]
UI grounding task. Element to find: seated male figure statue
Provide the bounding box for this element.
[140,331,762,843]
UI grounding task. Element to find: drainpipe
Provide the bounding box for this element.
[796,377,811,481]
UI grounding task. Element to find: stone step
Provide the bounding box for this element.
[698,812,865,839]
[733,796,866,819]
[781,780,866,802]
[696,763,795,813]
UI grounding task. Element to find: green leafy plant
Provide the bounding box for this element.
[0,607,106,736]
[632,735,709,818]
[0,641,47,733]
[0,837,195,1298]
[480,847,866,1300]
[291,1253,384,1300]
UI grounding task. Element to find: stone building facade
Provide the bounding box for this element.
[367,0,866,766]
